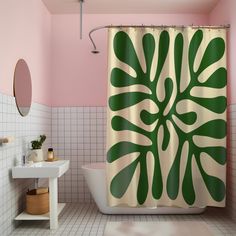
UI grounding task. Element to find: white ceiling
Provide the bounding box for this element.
[42,0,219,14]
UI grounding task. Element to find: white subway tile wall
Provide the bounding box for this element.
[227,105,236,222]
[0,92,51,236]
[51,107,107,203]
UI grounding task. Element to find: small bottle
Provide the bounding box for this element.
[47,148,54,161]
[22,155,26,165]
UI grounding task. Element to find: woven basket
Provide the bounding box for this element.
[26,189,49,215]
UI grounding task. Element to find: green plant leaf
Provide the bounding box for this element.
[111,116,149,137]
[140,110,159,125]
[109,92,150,111]
[191,96,227,114]
[175,33,184,90]
[114,31,142,73]
[197,38,225,75]
[167,146,182,200]
[137,157,148,204]
[162,78,174,108]
[201,146,226,165]
[152,154,163,200]
[111,68,139,87]
[200,68,227,88]
[177,112,197,125]
[107,142,145,163]
[162,123,170,151]
[110,159,139,198]
[143,33,155,75]
[182,153,195,205]
[155,31,170,80]
[196,156,226,202]
[193,119,226,139]
[189,30,203,75]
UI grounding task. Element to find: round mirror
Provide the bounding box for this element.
[13,59,32,117]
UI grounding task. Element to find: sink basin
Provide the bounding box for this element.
[12,160,70,178]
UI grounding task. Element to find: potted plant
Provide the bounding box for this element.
[30,135,46,162]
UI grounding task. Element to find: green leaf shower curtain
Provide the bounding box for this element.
[106,27,227,208]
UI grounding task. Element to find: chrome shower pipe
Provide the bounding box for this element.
[79,0,84,39]
[89,25,109,53]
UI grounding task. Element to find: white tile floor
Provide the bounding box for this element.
[11,204,236,236]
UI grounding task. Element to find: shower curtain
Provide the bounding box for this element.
[106,27,227,208]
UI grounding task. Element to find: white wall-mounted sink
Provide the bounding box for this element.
[12,160,70,178]
[12,159,70,230]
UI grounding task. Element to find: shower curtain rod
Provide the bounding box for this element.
[89,24,230,53]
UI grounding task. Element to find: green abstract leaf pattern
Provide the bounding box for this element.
[107,29,227,206]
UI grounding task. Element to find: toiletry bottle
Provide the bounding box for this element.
[22,155,26,165]
[47,148,54,161]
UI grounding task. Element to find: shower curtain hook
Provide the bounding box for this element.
[141,24,144,31]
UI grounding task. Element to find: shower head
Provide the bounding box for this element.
[91,50,100,54]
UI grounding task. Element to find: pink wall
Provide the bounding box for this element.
[51,14,208,106]
[210,0,236,104]
[0,0,52,106]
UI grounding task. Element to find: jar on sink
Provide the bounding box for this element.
[47,148,54,161]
